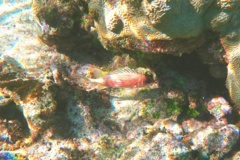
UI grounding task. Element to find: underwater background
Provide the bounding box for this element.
[0,0,240,159]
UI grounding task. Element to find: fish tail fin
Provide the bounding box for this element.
[78,76,90,85]
[72,64,106,79]
[70,64,107,91]
[69,74,89,85]
[70,74,106,91]
[91,67,107,78]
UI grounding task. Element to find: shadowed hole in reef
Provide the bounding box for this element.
[58,44,115,66]
[111,18,124,34]
[170,54,227,95]
[134,51,229,95]
[135,52,230,122]
[163,53,230,121]
[0,101,30,143]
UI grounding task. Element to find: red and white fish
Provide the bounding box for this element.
[71,65,156,91]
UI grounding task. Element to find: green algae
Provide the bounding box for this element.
[187,108,200,118]
[165,99,182,117]
[152,111,161,119]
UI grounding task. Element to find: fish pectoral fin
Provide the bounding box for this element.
[88,78,105,84]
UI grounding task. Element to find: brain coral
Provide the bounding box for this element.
[89,0,240,108]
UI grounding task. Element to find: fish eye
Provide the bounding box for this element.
[145,73,155,84]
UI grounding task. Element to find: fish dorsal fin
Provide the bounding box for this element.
[110,67,137,74]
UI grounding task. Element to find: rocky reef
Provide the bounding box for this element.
[32,0,93,51]
[0,0,240,159]
[88,0,240,109]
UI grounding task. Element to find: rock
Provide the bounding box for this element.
[206,97,232,120]
[185,124,239,159]
[154,118,183,140]
[0,0,72,147]
[182,118,207,134]
[32,0,93,51]
[122,132,192,159]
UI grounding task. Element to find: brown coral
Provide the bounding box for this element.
[221,26,240,107]
[89,0,215,54]
[226,54,240,107]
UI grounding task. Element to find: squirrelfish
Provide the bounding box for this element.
[71,66,155,91]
